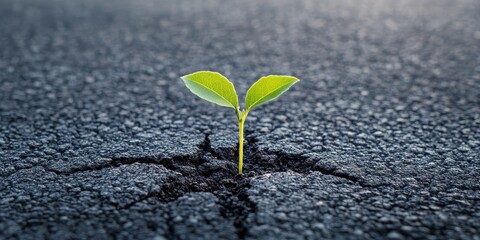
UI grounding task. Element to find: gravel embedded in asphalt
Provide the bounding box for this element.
[0,0,479,239]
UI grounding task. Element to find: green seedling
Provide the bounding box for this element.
[181,71,299,174]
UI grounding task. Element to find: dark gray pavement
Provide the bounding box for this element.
[0,0,479,239]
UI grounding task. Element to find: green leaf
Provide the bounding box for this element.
[181,71,239,109]
[245,75,299,110]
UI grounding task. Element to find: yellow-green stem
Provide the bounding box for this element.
[238,117,245,174]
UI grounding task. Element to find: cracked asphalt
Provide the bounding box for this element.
[1,0,479,239]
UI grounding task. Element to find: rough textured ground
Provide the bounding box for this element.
[1,0,479,239]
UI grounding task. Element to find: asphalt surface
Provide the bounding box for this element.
[1,0,479,239]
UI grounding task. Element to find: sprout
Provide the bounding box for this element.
[181,71,299,174]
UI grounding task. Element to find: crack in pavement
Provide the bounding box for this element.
[5,133,363,239]
[107,133,361,239]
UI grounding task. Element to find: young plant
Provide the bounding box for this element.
[181,71,299,174]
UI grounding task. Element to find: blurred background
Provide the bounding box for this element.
[1,0,478,162]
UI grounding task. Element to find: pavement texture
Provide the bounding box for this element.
[0,0,479,239]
